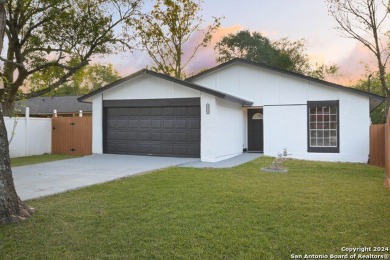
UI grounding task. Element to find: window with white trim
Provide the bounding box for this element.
[307,101,339,153]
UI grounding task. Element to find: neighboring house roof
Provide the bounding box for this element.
[78,69,253,106]
[186,58,386,111]
[15,96,92,115]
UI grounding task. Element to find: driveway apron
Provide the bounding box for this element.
[13,154,198,200]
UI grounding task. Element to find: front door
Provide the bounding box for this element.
[248,109,263,152]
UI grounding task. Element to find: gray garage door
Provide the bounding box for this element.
[103,98,200,158]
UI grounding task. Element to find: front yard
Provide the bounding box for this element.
[1,157,389,259]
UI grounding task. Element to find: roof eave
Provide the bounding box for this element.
[78,69,253,106]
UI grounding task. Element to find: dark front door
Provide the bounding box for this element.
[248,109,263,152]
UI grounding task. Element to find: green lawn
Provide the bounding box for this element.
[1,157,389,259]
[11,154,78,167]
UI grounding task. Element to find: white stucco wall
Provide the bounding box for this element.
[200,96,244,162]
[192,62,372,163]
[91,73,244,162]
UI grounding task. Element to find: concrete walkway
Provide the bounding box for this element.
[13,154,198,201]
[13,153,262,201]
[180,153,262,168]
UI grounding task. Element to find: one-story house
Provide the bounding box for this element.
[78,58,385,163]
[15,96,92,117]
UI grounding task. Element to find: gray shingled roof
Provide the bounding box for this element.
[15,96,92,115]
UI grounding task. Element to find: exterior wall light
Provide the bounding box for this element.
[206,103,210,114]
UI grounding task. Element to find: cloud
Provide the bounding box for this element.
[332,43,377,86]
[183,25,243,75]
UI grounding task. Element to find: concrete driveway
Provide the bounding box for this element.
[13,154,198,201]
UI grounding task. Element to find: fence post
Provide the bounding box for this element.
[385,112,390,189]
[25,107,29,157]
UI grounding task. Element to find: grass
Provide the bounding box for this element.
[1,157,389,259]
[11,154,78,167]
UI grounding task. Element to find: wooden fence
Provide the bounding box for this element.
[52,117,92,156]
[370,124,386,167]
[370,113,390,189]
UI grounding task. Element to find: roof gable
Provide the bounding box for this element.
[186,58,385,111]
[78,69,253,106]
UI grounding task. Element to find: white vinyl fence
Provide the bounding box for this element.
[4,108,52,158]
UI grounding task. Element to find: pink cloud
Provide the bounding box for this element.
[332,43,377,86]
[183,25,243,76]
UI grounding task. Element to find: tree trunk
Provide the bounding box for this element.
[0,0,33,224]
[0,113,33,224]
[1,101,16,116]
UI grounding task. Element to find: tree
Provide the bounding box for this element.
[215,30,339,79]
[0,0,141,224]
[0,0,33,225]
[326,0,390,119]
[136,0,221,79]
[28,63,121,96]
[215,30,295,71]
[1,0,142,113]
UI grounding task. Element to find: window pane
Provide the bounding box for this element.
[330,123,337,129]
[330,106,337,114]
[324,131,330,138]
[324,138,330,146]
[310,138,317,146]
[331,115,337,121]
[323,123,330,129]
[310,115,316,122]
[310,107,317,115]
[317,139,324,146]
[324,107,330,114]
[317,131,324,138]
[330,138,337,146]
[310,123,317,129]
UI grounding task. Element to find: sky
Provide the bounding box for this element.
[106,0,385,86]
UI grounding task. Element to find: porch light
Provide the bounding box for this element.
[53,109,57,117]
[79,110,83,117]
[206,103,210,114]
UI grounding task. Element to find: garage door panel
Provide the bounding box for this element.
[140,120,150,128]
[150,145,161,154]
[128,120,139,128]
[175,133,187,142]
[175,120,187,129]
[140,133,151,141]
[163,120,174,129]
[103,98,200,158]
[175,107,188,116]
[164,133,174,141]
[151,120,162,129]
[151,133,162,141]
[139,108,152,116]
[128,132,138,140]
[138,144,150,153]
[188,107,201,116]
[188,132,200,142]
[188,119,200,129]
[162,107,174,116]
[188,147,200,157]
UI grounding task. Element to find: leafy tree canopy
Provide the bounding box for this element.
[0,0,142,113]
[136,0,222,79]
[27,63,121,96]
[215,30,338,80]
